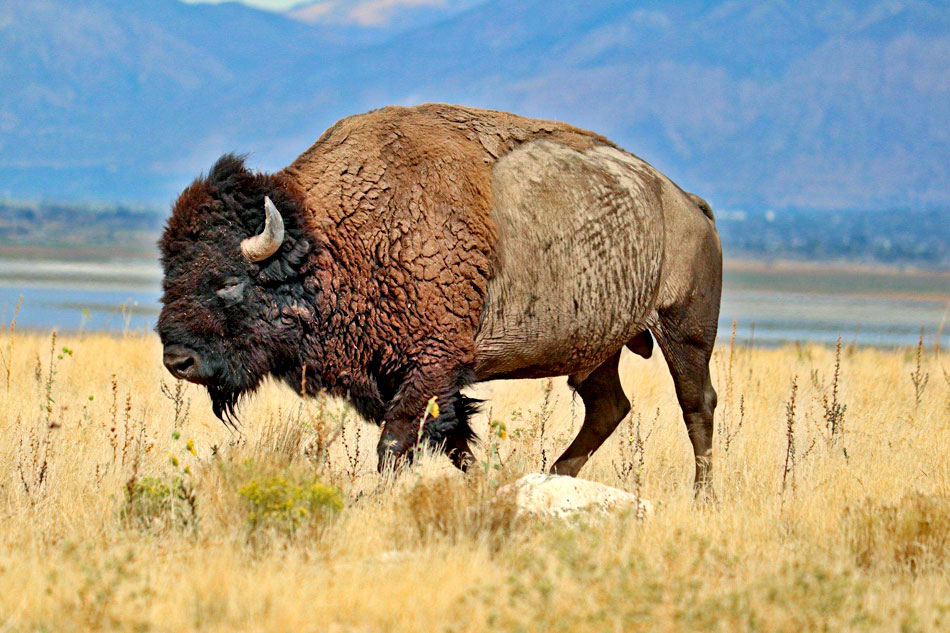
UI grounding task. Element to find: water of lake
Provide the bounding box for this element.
[0,257,947,347]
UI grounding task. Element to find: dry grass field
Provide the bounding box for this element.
[2,325,950,632]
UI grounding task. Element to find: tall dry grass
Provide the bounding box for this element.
[1,329,949,632]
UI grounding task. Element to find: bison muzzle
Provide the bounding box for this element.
[157,104,722,490]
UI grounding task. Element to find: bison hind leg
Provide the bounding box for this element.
[654,317,718,496]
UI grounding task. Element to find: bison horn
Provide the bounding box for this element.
[241,196,285,262]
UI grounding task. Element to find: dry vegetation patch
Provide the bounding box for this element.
[399,470,520,547]
[0,329,949,631]
[845,493,950,574]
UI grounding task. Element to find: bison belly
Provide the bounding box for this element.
[474,140,665,380]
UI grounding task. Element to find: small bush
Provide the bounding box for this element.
[211,458,343,539]
[122,475,197,532]
[401,473,518,547]
[844,493,950,574]
[239,473,343,535]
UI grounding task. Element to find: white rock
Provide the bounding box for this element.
[499,473,653,519]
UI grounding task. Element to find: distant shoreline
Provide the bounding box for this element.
[0,243,158,262]
[724,258,950,305]
[725,257,950,278]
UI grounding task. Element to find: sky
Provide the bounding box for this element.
[184,0,458,14]
[184,0,310,9]
[182,0,474,27]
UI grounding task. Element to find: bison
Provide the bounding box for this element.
[158,104,721,488]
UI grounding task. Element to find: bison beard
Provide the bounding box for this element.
[209,385,241,429]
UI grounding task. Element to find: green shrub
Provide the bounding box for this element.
[122,475,197,531]
[210,458,343,539]
[239,473,343,535]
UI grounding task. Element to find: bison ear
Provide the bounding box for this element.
[258,236,311,282]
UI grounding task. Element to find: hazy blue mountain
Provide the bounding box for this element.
[1,0,947,212]
[287,0,487,36]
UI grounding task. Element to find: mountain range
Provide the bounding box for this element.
[2,0,948,212]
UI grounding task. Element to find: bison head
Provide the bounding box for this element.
[157,155,313,423]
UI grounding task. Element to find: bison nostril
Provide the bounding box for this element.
[163,345,201,379]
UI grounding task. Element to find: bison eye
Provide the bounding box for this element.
[215,278,246,305]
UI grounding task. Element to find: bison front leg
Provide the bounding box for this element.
[376,368,476,472]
